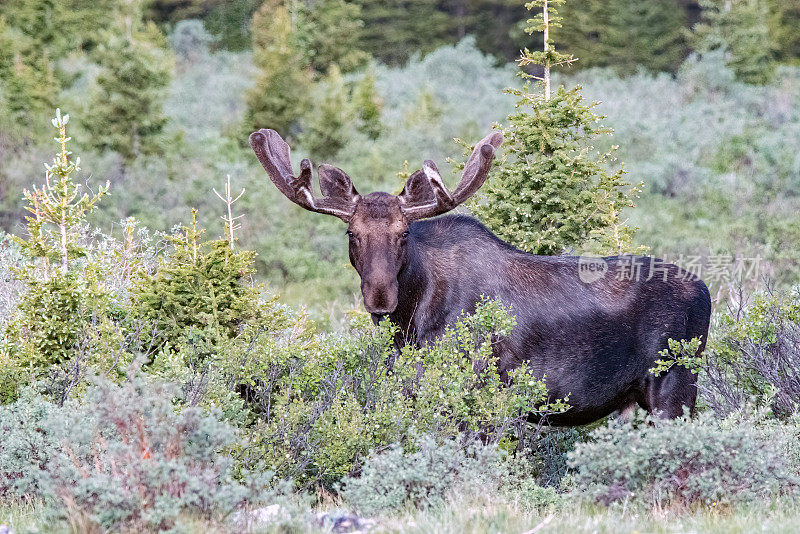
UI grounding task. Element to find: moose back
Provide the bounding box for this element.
[250,128,712,426]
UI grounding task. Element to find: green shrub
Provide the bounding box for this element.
[0,374,306,531]
[568,412,796,509]
[0,388,60,499]
[340,435,501,515]
[165,296,566,490]
[0,112,170,405]
[341,434,572,516]
[701,288,800,417]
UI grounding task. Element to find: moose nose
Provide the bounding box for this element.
[362,280,398,315]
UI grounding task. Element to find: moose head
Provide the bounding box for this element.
[249,129,503,315]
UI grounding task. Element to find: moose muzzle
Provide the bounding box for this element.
[361,277,399,315]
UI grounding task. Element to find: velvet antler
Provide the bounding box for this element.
[399,131,503,220]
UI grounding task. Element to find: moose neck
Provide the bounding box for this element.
[370,234,429,345]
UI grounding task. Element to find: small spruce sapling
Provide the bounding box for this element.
[18,110,109,275]
[135,180,258,365]
[474,0,644,256]
[1,110,109,402]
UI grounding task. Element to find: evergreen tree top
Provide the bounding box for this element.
[519,0,576,99]
[474,0,643,256]
[16,110,109,275]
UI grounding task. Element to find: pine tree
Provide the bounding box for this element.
[145,0,262,50]
[82,1,172,163]
[474,0,643,256]
[0,17,59,126]
[295,0,370,75]
[300,65,356,161]
[133,208,258,362]
[353,0,453,65]
[243,0,311,139]
[694,0,776,84]
[204,0,262,50]
[2,110,110,397]
[244,0,369,143]
[15,110,109,277]
[556,0,688,74]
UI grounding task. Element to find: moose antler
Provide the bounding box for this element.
[249,129,359,221]
[400,131,503,220]
[251,128,502,223]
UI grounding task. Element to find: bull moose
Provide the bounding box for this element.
[249,128,712,426]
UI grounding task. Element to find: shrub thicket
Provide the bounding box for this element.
[568,412,797,509]
[1,105,800,526]
[160,297,567,489]
[0,375,307,532]
[700,288,800,417]
[340,435,501,515]
[1,112,568,499]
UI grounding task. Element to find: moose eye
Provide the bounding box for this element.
[400,231,410,240]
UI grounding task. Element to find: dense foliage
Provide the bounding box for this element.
[569,411,798,508]
[557,0,689,74]
[701,287,800,417]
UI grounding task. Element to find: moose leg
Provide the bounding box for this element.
[643,364,698,419]
[639,297,708,420]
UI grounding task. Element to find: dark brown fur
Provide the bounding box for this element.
[386,215,711,425]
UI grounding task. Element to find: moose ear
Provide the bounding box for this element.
[398,169,436,206]
[318,164,360,202]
